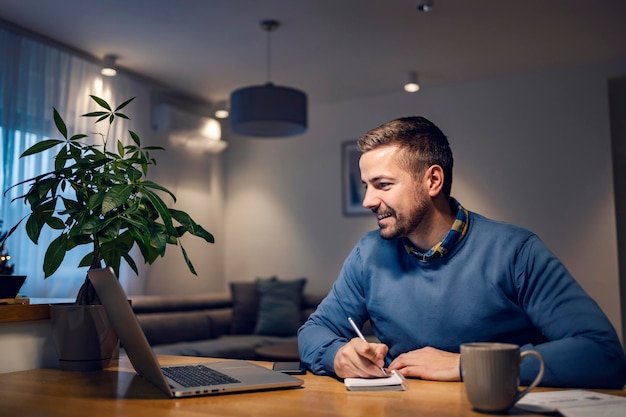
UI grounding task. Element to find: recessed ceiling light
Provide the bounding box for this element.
[417,1,434,13]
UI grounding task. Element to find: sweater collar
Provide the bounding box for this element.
[404,197,469,261]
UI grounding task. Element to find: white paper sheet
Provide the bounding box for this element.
[516,389,626,416]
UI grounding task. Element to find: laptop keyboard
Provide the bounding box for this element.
[162,365,241,387]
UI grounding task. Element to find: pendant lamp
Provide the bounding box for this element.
[230,20,307,138]
[404,71,420,93]
[101,54,118,77]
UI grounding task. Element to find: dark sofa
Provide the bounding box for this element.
[130,278,325,360]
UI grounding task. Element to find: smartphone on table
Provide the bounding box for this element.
[272,361,306,375]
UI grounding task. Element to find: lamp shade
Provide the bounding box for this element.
[229,83,307,137]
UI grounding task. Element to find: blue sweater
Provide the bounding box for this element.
[298,212,626,388]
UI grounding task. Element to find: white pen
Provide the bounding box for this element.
[348,316,387,376]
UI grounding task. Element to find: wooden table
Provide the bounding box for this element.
[0,355,623,417]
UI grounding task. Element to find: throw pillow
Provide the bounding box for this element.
[254,277,307,337]
[230,280,268,334]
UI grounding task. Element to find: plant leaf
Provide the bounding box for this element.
[86,192,105,211]
[78,252,95,268]
[66,234,92,251]
[25,214,42,244]
[89,95,111,111]
[43,234,68,277]
[82,111,109,117]
[142,189,175,234]
[125,166,142,181]
[129,130,141,146]
[61,197,83,215]
[141,180,176,202]
[148,227,168,256]
[53,108,67,138]
[122,253,139,275]
[114,97,135,112]
[170,209,214,243]
[102,184,133,214]
[100,231,135,276]
[78,217,107,235]
[20,139,64,157]
[117,139,125,157]
[46,217,66,230]
[24,199,56,243]
[180,244,197,275]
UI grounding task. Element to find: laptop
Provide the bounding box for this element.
[88,267,304,398]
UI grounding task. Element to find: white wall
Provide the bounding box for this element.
[222,60,626,342]
[0,321,57,373]
[129,128,229,295]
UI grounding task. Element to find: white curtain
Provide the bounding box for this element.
[0,23,152,298]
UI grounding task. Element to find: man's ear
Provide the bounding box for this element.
[425,165,445,197]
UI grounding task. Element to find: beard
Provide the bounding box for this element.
[377,196,429,240]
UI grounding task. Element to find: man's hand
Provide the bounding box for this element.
[333,338,388,378]
[387,346,461,381]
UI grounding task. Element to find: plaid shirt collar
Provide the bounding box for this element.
[404,198,469,261]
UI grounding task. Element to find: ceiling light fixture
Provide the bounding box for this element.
[417,0,434,12]
[229,19,307,138]
[101,54,118,77]
[404,71,420,93]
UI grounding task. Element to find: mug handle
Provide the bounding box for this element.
[516,350,545,401]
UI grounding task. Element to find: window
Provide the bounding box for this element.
[1,23,151,298]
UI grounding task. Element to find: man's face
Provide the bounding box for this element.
[359,145,428,241]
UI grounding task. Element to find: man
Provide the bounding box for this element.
[298,116,626,388]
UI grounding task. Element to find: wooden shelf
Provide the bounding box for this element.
[0,303,51,323]
[0,298,78,323]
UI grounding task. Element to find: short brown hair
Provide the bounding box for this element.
[357,116,454,196]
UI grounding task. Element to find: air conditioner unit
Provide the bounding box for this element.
[152,104,226,154]
[152,104,207,132]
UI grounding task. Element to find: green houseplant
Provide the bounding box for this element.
[1,95,214,369]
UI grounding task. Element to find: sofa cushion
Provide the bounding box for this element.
[302,293,325,319]
[131,293,232,313]
[230,281,262,334]
[136,311,213,345]
[254,277,307,337]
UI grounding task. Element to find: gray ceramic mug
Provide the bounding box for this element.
[460,343,545,413]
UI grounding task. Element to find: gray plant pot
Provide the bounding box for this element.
[49,303,119,371]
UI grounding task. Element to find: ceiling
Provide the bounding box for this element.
[1,0,626,107]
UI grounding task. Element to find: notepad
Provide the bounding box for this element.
[344,370,407,391]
